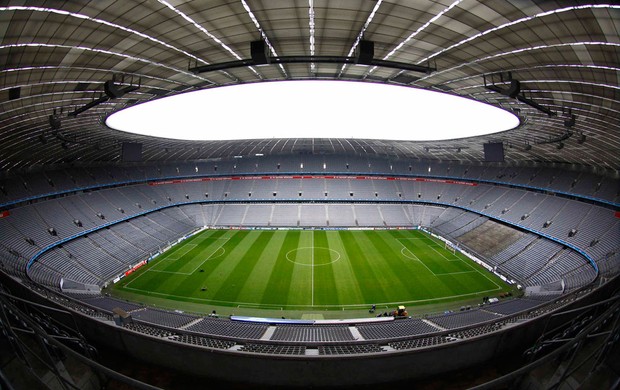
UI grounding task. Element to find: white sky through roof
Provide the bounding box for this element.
[106,80,519,141]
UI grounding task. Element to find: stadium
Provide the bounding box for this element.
[0,1,618,389]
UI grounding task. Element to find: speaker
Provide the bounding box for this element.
[104,80,125,99]
[483,142,504,162]
[355,40,374,65]
[251,40,270,65]
[121,142,142,162]
[49,115,61,130]
[9,87,20,100]
[504,79,520,98]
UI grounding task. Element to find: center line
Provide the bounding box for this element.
[311,230,314,306]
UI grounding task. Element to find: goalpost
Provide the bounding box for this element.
[444,240,457,255]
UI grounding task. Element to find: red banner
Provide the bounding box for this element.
[124,260,147,276]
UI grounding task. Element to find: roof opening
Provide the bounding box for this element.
[106,80,519,142]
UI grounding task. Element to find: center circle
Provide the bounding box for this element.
[285,247,341,266]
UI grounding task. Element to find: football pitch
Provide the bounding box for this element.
[111,228,512,316]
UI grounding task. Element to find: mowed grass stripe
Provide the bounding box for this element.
[409,231,495,280]
[157,230,225,264]
[235,230,288,306]
[121,232,219,290]
[153,236,227,274]
[313,230,339,306]
[285,232,313,306]
[155,231,222,299]
[157,230,245,302]
[210,231,269,302]
[339,231,389,304]
[357,230,419,303]
[389,230,455,298]
[165,229,223,256]
[394,230,499,297]
[184,230,244,300]
[361,230,416,301]
[165,243,196,260]
[161,233,200,258]
[401,234,470,274]
[376,230,436,300]
[371,230,453,302]
[135,230,233,299]
[262,230,301,306]
[325,231,365,306]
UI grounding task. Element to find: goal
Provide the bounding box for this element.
[444,240,457,255]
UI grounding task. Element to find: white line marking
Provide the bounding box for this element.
[121,230,503,310]
[311,231,314,306]
[121,285,501,308]
[124,266,149,288]
[400,246,435,274]
[423,235,502,289]
[399,236,502,290]
[420,235,503,290]
[186,240,229,273]
[165,243,197,260]
[285,247,341,266]
[146,239,229,276]
[428,245,461,262]
[434,270,478,276]
[469,263,502,290]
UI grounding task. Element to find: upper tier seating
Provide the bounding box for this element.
[1,156,617,208]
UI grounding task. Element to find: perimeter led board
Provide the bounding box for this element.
[106,80,519,141]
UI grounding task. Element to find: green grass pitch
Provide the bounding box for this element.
[110,228,512,316]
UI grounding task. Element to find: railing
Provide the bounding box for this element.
[0,287,162,390]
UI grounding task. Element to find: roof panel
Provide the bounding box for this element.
[0,1,617,174]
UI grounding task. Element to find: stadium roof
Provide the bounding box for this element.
[0,1,618,172]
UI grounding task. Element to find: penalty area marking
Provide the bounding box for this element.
[147,247,226,275]
[400,247,436,275]
[408,237,502,290]
[427,244,462,262]
[164,243,197,260]
[146,239,229,276]
[398,237,460,262]
[400,247,476,277]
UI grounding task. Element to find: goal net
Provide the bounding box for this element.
[444,240,457,255]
